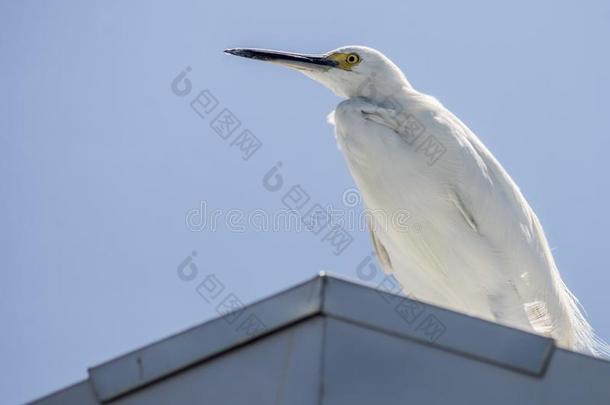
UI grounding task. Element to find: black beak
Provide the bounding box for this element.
[224,48,338,70]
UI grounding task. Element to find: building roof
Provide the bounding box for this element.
[31,273,610,404]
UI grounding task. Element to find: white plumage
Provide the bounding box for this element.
[225,45,608,357]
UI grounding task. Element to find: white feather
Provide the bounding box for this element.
[332,93,608,357]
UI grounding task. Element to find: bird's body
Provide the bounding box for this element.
[332,95,591,350]
[225,45,608,357]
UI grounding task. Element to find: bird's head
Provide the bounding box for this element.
[224,45,410,102]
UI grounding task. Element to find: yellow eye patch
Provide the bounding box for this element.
[327,52,361,70]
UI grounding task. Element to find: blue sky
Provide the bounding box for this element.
[2,1,609,403]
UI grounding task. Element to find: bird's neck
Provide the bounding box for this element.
[354,80,417,107]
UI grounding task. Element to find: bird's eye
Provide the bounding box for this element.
[346,53,360,64]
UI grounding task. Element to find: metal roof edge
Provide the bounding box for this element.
[27,380,97,405]
[319,275,556,376]
[88,273,326,402]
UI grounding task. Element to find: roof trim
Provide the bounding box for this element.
[88,273,558,402]
[88,274,325,402]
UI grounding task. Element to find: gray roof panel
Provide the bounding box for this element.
[322,275,554,375]
[31,273,610,404]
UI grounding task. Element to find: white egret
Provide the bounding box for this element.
[225,46,608,357]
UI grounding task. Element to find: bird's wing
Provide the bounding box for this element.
[431,108,538,260]
[432,107,575,334]
[429,104,577,331]
[334,99,498,309]
[361,100,534,262]
[351,100,538,276]
[360,102,494,260]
